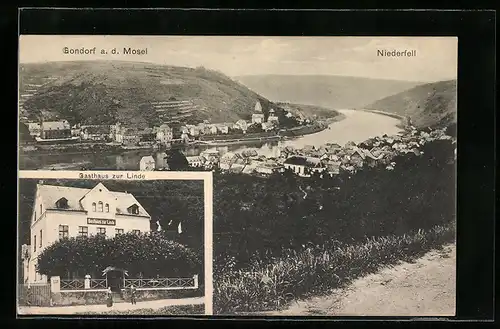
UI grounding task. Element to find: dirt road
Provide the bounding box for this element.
[18,297,205,315]
[272,244,456,317]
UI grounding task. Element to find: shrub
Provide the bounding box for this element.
[214,223,455,314]
[37,232,201,278]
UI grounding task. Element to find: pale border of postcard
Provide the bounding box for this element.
[17,170,214,316]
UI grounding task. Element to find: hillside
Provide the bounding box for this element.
[235,75,422,109]
[365,80,457,129]
[19,61,295,127]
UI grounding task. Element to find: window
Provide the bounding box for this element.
[132,230,140,235]
[78,226,88,237]
[115,228,124,236]
[128,204,139,215]
[92,202,96,212]
[105,203,109,213]
[33,235,36,252]
[59,225,69,239]
[39,230,42,248]
[98,201,103,212]
[97,227,106,236]
[40,204,42,215]
[56,198,69,209]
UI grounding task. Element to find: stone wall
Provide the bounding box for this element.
[121,287,202,302]
[51,291,108,306]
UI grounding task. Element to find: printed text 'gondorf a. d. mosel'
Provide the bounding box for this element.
[62,47,148,55]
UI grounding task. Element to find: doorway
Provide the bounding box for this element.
[106,270,124,292]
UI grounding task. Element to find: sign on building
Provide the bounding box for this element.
[87,218,116,226]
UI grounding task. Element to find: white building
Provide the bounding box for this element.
[233,119,248,133]
[251,101,265,124]
[24,182,151,284]
[139,156,156,171]
[186,156,206,168]
[267,108,279,125]
[156,124,173,145]
[283,156,326,177]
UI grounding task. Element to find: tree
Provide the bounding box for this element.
[37,232,201,278]
[19,122,34,143]
[165,149,189,171]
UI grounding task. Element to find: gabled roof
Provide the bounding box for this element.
[140,156,155,163]
[284,156,324,168]
[36,183,150,217]
[42,121,71,130]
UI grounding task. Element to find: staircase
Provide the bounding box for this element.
[112,292,126,304]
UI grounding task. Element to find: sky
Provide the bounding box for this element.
[19,35,457,82]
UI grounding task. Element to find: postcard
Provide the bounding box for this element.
[18,35,457,316]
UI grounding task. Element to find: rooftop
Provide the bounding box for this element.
[36,183,150,217]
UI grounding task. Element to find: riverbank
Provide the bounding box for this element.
[19,123,332,156]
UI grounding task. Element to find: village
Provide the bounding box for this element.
[138,124,456,179]
[20,100,310,149]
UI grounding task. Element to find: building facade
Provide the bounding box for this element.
[24,182,151,284]
[39,120,72,140]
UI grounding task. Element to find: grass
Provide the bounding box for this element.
[214,222,455,314]
[77,304,204,315]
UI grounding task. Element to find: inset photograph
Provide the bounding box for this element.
[17,171,212,316]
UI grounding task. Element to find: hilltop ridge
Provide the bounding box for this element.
[19,61,293,127]
[365,79,457,129]
[235,74,423,109]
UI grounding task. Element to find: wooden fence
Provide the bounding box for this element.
[18,283,51,306]
[124,275,198,290]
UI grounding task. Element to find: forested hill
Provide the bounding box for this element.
[19,61,287,127]
[365,79,457,129]
[235,74,422,109]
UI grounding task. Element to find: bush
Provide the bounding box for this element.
[214,223,455,314]
[37,232,201,278]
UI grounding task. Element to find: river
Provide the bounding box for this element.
[19,109,403,170]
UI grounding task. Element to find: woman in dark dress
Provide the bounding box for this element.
[106,287,113,307]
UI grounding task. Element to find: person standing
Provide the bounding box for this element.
[130,284,137,305]
[106,287,113,307]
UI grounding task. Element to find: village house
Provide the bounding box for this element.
[186,155,206,168]
[216,124,229,134]
[251,101,265,124]
[138,128,156,144]
[26,122,42,138]
[233,119,249,133]
[121,128,140,146]
[38,120,72,140]
[326,161,341,176]
[200,149,220,167]
[185,125,200,137]
[206,125,218,135]
[23,182,151,284]
[219,152,240,170]
[71,124,81,138]
[283,156,326,177]
[80,125,111,142]
[156,124,173,146]
[255,162,285,176]
[267,108,279,125]
[139,156,156,171]
[261,121,275,132]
